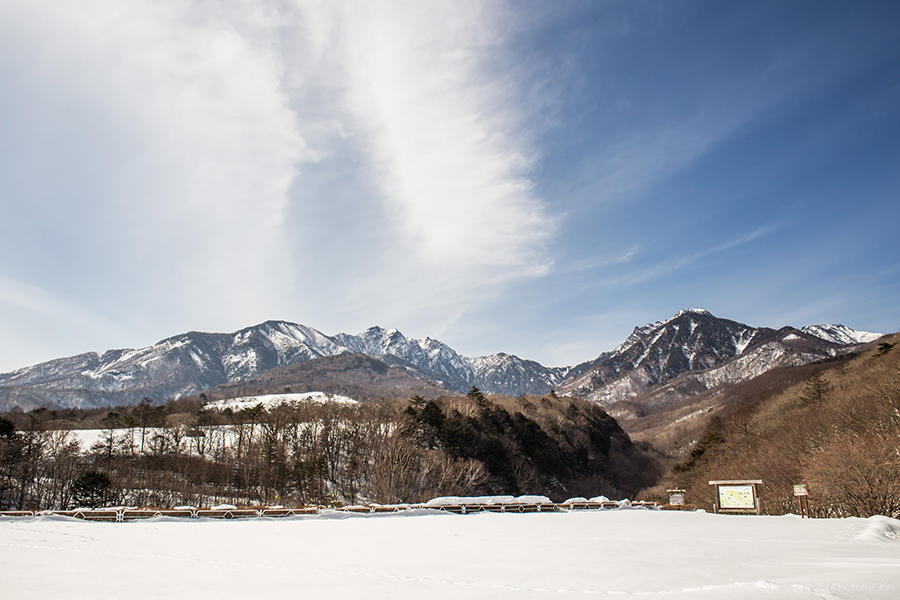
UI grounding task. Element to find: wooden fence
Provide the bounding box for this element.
[0,500,678,522]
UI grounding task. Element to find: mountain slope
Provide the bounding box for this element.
[470,354,570,395]
[555,309,852,406]
[201,353,450,403]
[650,333,900,517]
[0,321,351,410]
[607,329,860,422]
[0,310,884,411]
[0,321,561,409]
[333,327,476,391]
[800,324,883,345]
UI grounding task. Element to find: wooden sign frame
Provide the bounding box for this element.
[708,479,763,514]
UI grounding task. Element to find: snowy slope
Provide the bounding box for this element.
[203,392,357,411]
[0,321,568,409]
[0,310,884,410]
[470,353,570,395]
[333,326,566,394]
[557,309,775,402]
[801,323,883,345]
[3,511,898,599]
[556,310,850,406]
[0,321,354,409]
[334,326,476,390]
[613,329,853,412]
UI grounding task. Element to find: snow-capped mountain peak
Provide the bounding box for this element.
[558,309,813,405]
[612,308,716,356]
[0,311,887,411]
[801,324,883,345]
[675,307,711,317]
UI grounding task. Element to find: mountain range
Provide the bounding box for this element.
[556,309,877,407]
[0,309,884,411]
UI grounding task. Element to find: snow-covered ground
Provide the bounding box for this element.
[61,391,357,453]
[65,426,216,453]
[2,510,898,599]
[203,391,358,411]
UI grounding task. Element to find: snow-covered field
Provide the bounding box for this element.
[64,390,358,452]
[203,391,358,411]
[2,510,898,599]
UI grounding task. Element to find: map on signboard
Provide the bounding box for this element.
[718,485,755,509]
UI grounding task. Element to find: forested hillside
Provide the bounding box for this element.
[648,335,899,517]
[0,390,659,509]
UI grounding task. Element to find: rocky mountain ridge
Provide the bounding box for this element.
[799,324,882,345]
[0,311,883,410]
[0,321,566,409]
[554,310,881,406]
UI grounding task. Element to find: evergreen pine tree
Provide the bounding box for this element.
[71,471,114,508]
[801,371,831,404]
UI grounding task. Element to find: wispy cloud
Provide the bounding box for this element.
[1,2,310,325]
[563,246,640,274]
[0,1,557,368]
[335,2,556,270]
[0,274,105,325]
[0,274,124,370]
[589,223,782,288]
[5,1,890,373]
[273,1,558,338]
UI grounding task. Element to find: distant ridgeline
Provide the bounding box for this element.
[0,309,883,411]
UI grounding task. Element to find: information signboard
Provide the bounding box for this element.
[793,484,808,496]
[717,485,756,510]
[709,479,762,514]
[666,489,686,506]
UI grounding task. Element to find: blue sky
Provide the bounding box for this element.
[1,0,898,371]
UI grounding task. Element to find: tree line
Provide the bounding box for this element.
[0,390,659,510]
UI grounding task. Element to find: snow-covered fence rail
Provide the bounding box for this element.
[260,507,319,517]
[127,508,196,520]
[54,509,120,522]
[0,498,670,521]
[429,502,560,514]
